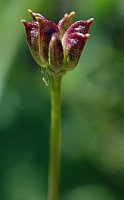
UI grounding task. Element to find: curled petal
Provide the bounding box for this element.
[49,33,63,73]
[21,20,43,66]
[63,32,90,69]
[62,18,93,69]
[36,17,60,63]
[58,11,75,36]
[66,18,94,35]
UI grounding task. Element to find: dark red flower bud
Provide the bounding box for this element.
[21,9,93,76]
[62,18,94,69]
[21,20,43,67]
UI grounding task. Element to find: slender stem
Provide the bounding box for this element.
[48,75,62,200]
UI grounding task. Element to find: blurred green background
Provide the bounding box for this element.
[0,0,124,199]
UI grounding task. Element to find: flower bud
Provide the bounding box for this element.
[21,10,94,76]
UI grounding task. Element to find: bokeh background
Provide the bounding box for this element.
[0,0,124,199]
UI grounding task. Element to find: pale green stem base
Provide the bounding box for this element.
[48,75,62,200]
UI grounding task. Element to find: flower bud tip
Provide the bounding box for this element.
[20,19,27,25]
[64,13,69,17]
[28,9,33,15]
[85,33,90,38]
[87,18,94,24]
[28,9,36,20]
[70,11,76,17]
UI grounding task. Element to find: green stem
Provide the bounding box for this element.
[48,75,62,200]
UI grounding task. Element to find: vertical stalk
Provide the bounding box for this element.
[48,75,62,200]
